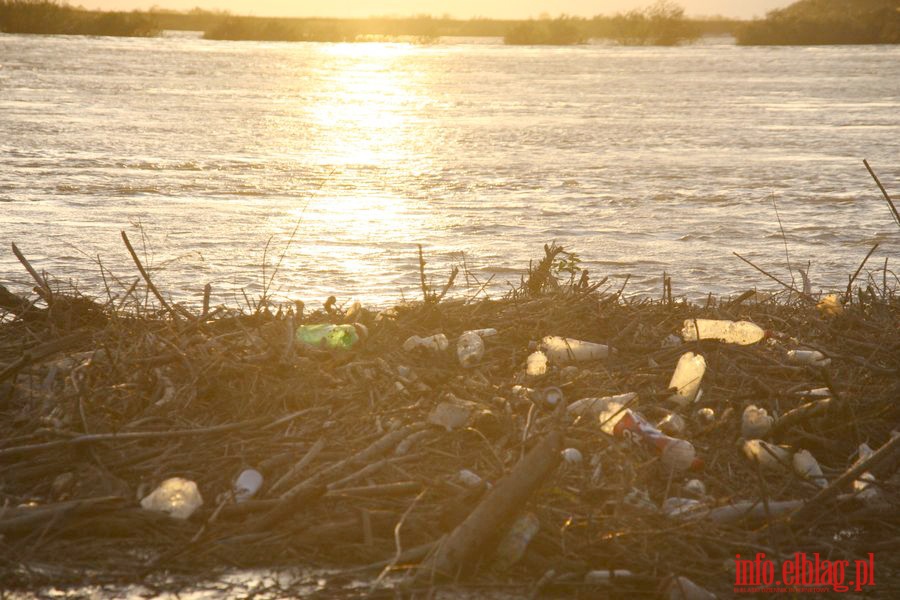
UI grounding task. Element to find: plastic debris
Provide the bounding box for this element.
[742,439,791,470]
[664,575,717,599]
[668,352,706,407]
[792,449,827,488]
[403,333,449,353]
[683,479,706,498]
[525,350,548,377]
[657,413,686,436]
[786,349,831,367]
[623,488,658,514]
[233,469,263,503]
[456,331,485,368]
[561,447,583,465]
[662,497,705,519]
[741,405,774,439]
[540,335,612,364]
[541,386,564,408]
[566,392,637,422]
[467,328,498,338]
[428,399,473,431]
[456,469,483,488]
[296,323,366,350]
[584,569,633,584]
[680,318,765,345]
[696,407,715,423]
[140,477,203,520]
[493,512,540,570]
[614,409,701,472]
[851,443,880,503]
[662,333,683,348]
[817,294,844,318]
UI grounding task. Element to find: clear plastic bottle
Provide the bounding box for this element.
[493,512,540,570]
[741,405,774,439]
[296,323,366,350]
[140,477,203,520]
[457,331,485,368]
[402,333,449,353]
[668,352,706,407]
[680,319,765,345]
[540,336,611,364]
[792,449,827,488]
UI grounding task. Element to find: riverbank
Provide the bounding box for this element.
[1,242,897,596]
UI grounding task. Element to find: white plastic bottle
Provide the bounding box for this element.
[786,349,830,367]
[457,331,485,368]
[540,336,611,364]
[681,319,765,345]
[668,352,706,407]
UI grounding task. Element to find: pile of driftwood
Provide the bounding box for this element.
[1,239,898,598]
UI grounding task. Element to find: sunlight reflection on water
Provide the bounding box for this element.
[0,36,898,307]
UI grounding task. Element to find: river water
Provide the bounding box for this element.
[1,34,898,307]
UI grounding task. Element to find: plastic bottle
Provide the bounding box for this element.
[567,392,637,424]
[680,319,765,345]
[140,477,203,520]
[493,512,540,570]
[668,352,706,407]
[467,328,498,338]
[456,331,485,368]
[852,443,879,503]
[792,449,827,488]
[786,349,830,367]
[561,447,583,465]
[741,405,774,439]
[613,409,701,472]
[296,323,366,350]
[234,469,263,503]
[540,336,612,364]
[541,386,564,408]
[683,479,706,498]
[456,469,483,488]
[657,413,686,436]
[525,350,548,377]
[742,439,791,470]
[584,570,633,584]
[402,333,449,353]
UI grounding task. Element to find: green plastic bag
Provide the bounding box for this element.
[296,324,362,350]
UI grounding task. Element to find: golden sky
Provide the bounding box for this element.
[81,1,793,19]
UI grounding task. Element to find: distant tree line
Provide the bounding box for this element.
[0,0,157,36]
[2,0,897,46]
[736,0,900,45]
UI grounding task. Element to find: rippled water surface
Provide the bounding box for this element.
[1,34,898,306]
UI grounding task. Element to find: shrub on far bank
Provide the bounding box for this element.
[603,0,701,46]
[504,16,588,45]
[737,0,900,45]
[0,0,158,36]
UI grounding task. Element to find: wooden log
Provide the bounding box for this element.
[415,430,562,582]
